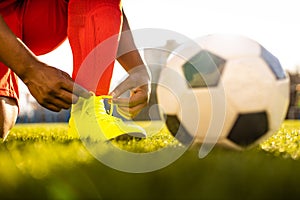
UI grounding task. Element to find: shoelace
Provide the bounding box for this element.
[93,95,122,122]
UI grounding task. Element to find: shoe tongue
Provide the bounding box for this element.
[93,96,107,114]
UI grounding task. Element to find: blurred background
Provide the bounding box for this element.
[17,0,300,123]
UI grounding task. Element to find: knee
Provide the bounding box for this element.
[0,97,18,139]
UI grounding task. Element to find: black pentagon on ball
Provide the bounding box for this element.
[182,50,226,88]
[165,115,194,145]
[260,46,286,80]
[227,111,268,147]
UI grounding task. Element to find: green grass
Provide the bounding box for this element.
[1,121,300,199]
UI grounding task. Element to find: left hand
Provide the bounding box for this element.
[22,63,91,112]
[110,66,151,119]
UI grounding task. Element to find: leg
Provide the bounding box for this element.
[66,1,147,139]
[68,0,122,95]
[0,0,67,136]
[0,2,22,139]
[0,97,18,139]
[22,0,68,55]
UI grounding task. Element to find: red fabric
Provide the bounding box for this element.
[0,0,25,106]
[68,0,122,95]
[0,0,68,106]
[0,0,68,56]
[0,0,122,107]
[22,0,68,55]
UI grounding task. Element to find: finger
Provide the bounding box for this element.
[45,97,71,110]
[117,102,148,118]
[71,95,79,104]
[48,86,78,106]
[113,93,148,107]
[40,102,62,112]
[112,87,148,106]
[57,90,79,105]
[61,79,91,100]
[72,83,91,99]
[111,97,130,107]
[117,102,148,114]
[110,77,134,98]
[54,89,74,105]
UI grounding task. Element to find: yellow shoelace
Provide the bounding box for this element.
[92,95,122,122]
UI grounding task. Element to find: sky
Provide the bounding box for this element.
[37,0,300,89]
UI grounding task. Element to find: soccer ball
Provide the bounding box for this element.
[156,34,290,150]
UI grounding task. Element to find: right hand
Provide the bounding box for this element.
[110,65,151,119]
[21,62,91,112]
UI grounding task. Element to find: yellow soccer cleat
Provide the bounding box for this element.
[68,93,146,141]
[67,96,85,139]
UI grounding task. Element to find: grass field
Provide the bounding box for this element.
[1,120,300,199]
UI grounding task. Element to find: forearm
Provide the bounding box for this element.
[0,15,41,81]
[111,12,150,116]
[117,11,145,72]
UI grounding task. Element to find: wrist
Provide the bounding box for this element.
[17,60,44,84]
[128,65,151,80]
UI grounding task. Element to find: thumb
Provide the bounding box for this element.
[110,77,134,98]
